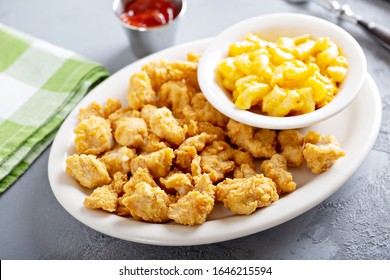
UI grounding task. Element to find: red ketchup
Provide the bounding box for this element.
[120,0,179,28]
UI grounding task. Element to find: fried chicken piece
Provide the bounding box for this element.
[109,172,128,195]
[260,154,297,195]
[78,102,104,122]
[103,98,122,118]
[232,149,256,168]
[191,155,202,177]
[127,71,156,110]
[168,190,214,226]
[122,182,170,223]
[183,93,229,127]
[278,130,304,167]
[149,107,187,146]
[100,146,136,176]
[66,154,112,189]
[197,122,226,141]
[216,174,279,215]
[108,107,140,130]
[303,130,346,174]
[233,164,257,179]
[200,141,236,182]
[160,170,193,197]
[227,119,276,158]
[179,132,217,152]
[144,133,170,153]
[74,116,114,155]
[193,173,215,198]
[141,59,199,91]
[130,148,175,178]
[159,80,193,118]
[114,117,148,149]
[123,167,157,195]
[83,185,118,212]
[174,146,197,171]
[140,104,158,127]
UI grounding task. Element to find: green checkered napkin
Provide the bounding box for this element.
[0,23,109,193]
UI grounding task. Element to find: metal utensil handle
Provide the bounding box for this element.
[357,18,390,50]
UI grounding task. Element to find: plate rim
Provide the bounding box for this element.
[48,38,382,246]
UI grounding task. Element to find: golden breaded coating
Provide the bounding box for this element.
[200,141,236,182]
[190,155,202,177]
[168,190,214,226]
[232,149,256,168]
[149,107,187,146]
[197,122,226,141]
[127,71,156,110]
[108,107,140,130]
[184,93,229,127]
[109,172,128,195]
[143,133,170,153]
[174,146,197,171]
[130,148,175,178]
[74,116,114,155]
[179,132,217,152]
[83,185,118,212]
[78,101,104,122]
[227,119,276,158]
[260,154,297,195]
[216,174,279,215]
[103,98,122,119]
[160,171,193,197]
[66,154,112,189]
[100,146,136,177]
[141,59,199,91]
[140,104,158,127]
[303,130,346,174]
[159,81,193,118]
[122,182,170,223]
[123,167,157,195]
[193,174,215,198]
[114,117,148,149]
[233,164,257,179]
[278,130,304,167]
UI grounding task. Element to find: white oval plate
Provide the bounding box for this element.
[48,38,382,246]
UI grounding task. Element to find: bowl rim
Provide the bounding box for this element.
[198,12,367,129]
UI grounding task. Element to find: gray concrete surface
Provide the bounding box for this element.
[0,0,389,259]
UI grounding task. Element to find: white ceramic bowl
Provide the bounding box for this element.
[198,13,367,129]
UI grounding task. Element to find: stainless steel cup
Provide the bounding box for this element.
[112,0,186,57]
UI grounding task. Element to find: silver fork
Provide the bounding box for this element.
[286,0,390,50]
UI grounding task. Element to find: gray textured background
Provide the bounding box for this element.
[0,0,389,259]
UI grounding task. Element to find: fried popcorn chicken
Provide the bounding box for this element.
[103,98,122,118]
[74,116,114,155]
[183,93,229,127]
[140,104,158,126]
[168,190,214,226]
[260,154,297,195]
[160,170,193,197]
[191,155,202,177]
[303,130,346,174]
[78,101,104,122]
[108,107,140,130]
[123,167,157,195]
[109,172,128,195]
[66,154,112,189]
[127,71,156,110]
[149,107,187,146]
[83,185,118,212]
[114,117,148,149]
[100,146,136,176]
[144,133,170,153]
[233,163,257,179]
[216,174,279,215]
[174,146,197,171]
[193,173,215,198]
[159,81,193,118]
[141,59,199,91]
[179,132,217,152]
[130,148,175,178]
[122,182,170,223]
[278,130,304,167]
[227,119,276,158]
[197,122,226,141]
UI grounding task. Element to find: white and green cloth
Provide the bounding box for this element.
[0,23,109,192]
